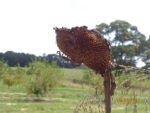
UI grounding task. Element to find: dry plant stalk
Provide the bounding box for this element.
[125,101,129,113]
[133,91,137,113]
[73,94,104,113]
[145,98,148,113]
[54,26,116,113]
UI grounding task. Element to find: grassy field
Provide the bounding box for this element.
[0,68,150,113]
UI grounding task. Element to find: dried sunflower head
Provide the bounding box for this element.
[54,26,111,75]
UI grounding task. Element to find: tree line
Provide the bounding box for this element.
[0,51,74,68]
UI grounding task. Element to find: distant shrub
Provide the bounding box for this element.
[122,80,131,88]
[26,59,63,97]
[82,67,104,95]
[3,74,15,88]
[0,60,9,79]
[2,65,26,87]
[116,74,132,89]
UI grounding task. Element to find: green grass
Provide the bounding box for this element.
[62,68,83,81]
[0,68,150,113]
[0,85,88,113]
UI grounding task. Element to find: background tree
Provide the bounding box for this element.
[96,20,147,66]
[142,36,150,69]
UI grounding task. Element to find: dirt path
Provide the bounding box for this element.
[0,92,26,95]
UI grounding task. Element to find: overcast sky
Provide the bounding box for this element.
[0,0,150,59]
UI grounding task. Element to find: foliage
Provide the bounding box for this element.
[82,67,104,95]
[96,20,148,66]
[142,36,150,69]
[26,59,63,97]
[2,74,15,88]
[116,74,133,89]
[0,60,9,79]
[0,58,64,95]
[2,65,27,87]
[0,60,16,87]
